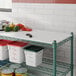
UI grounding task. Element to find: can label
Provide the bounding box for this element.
[2,73,13,76]
[16,73,27,76]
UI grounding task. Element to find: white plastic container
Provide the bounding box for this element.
[24,45,43,67]
[8,41,28,63]
[0,39,12,60]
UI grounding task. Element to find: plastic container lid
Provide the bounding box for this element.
[2,68,14,74]
[0,42,7,46]
[9,64,21,69]
[8,41,28,47]
[15,68,27,73]
[0,39,12,43]
[24,45,43,52]
[0,39,12,46]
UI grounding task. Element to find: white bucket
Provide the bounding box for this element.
[24,45,43,67]
[0,39,12,60]
[8,41,28,63]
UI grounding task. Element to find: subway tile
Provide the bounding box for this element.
[0,12,12,21]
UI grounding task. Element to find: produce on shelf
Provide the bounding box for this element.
[9,23,15,30]
[16,23,24,29]
[1,20,10,30]
[16,23,32,31]
[4,26,11,32]
[2,25,6,30]
[13,26,20,32]
[1,22,32,32]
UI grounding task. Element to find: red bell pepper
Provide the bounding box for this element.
[16,24,24,29]
[21,27,32,31]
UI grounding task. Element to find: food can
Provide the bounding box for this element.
[1,68,14,76]
[9,64,21,76]
[0,68,2,76]
[15,68,28,76]
[0,66,8,76]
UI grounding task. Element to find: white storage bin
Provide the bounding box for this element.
[8,41,28,63]
[24,45,43,67]
[0,39,12,60]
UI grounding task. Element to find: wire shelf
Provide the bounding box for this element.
[22,58,71,76]
[0,58,71,76]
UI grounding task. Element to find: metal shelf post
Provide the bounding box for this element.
[53,40,57,76]
[71,32,74,76]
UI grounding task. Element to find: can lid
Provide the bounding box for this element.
[9,64,21,69]
[8,41,28,47]
[24,45,43,52]
[2,68,14,74]
[15,68,27,73]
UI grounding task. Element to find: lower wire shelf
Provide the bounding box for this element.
[23,58,71,76]
[0,58,71,76]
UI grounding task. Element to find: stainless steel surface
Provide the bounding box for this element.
[0,8,12,12]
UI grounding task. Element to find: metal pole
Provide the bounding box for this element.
[53,40,57,76]
[71,32,74,76]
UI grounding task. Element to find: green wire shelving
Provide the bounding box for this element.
[0,32,74,76]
